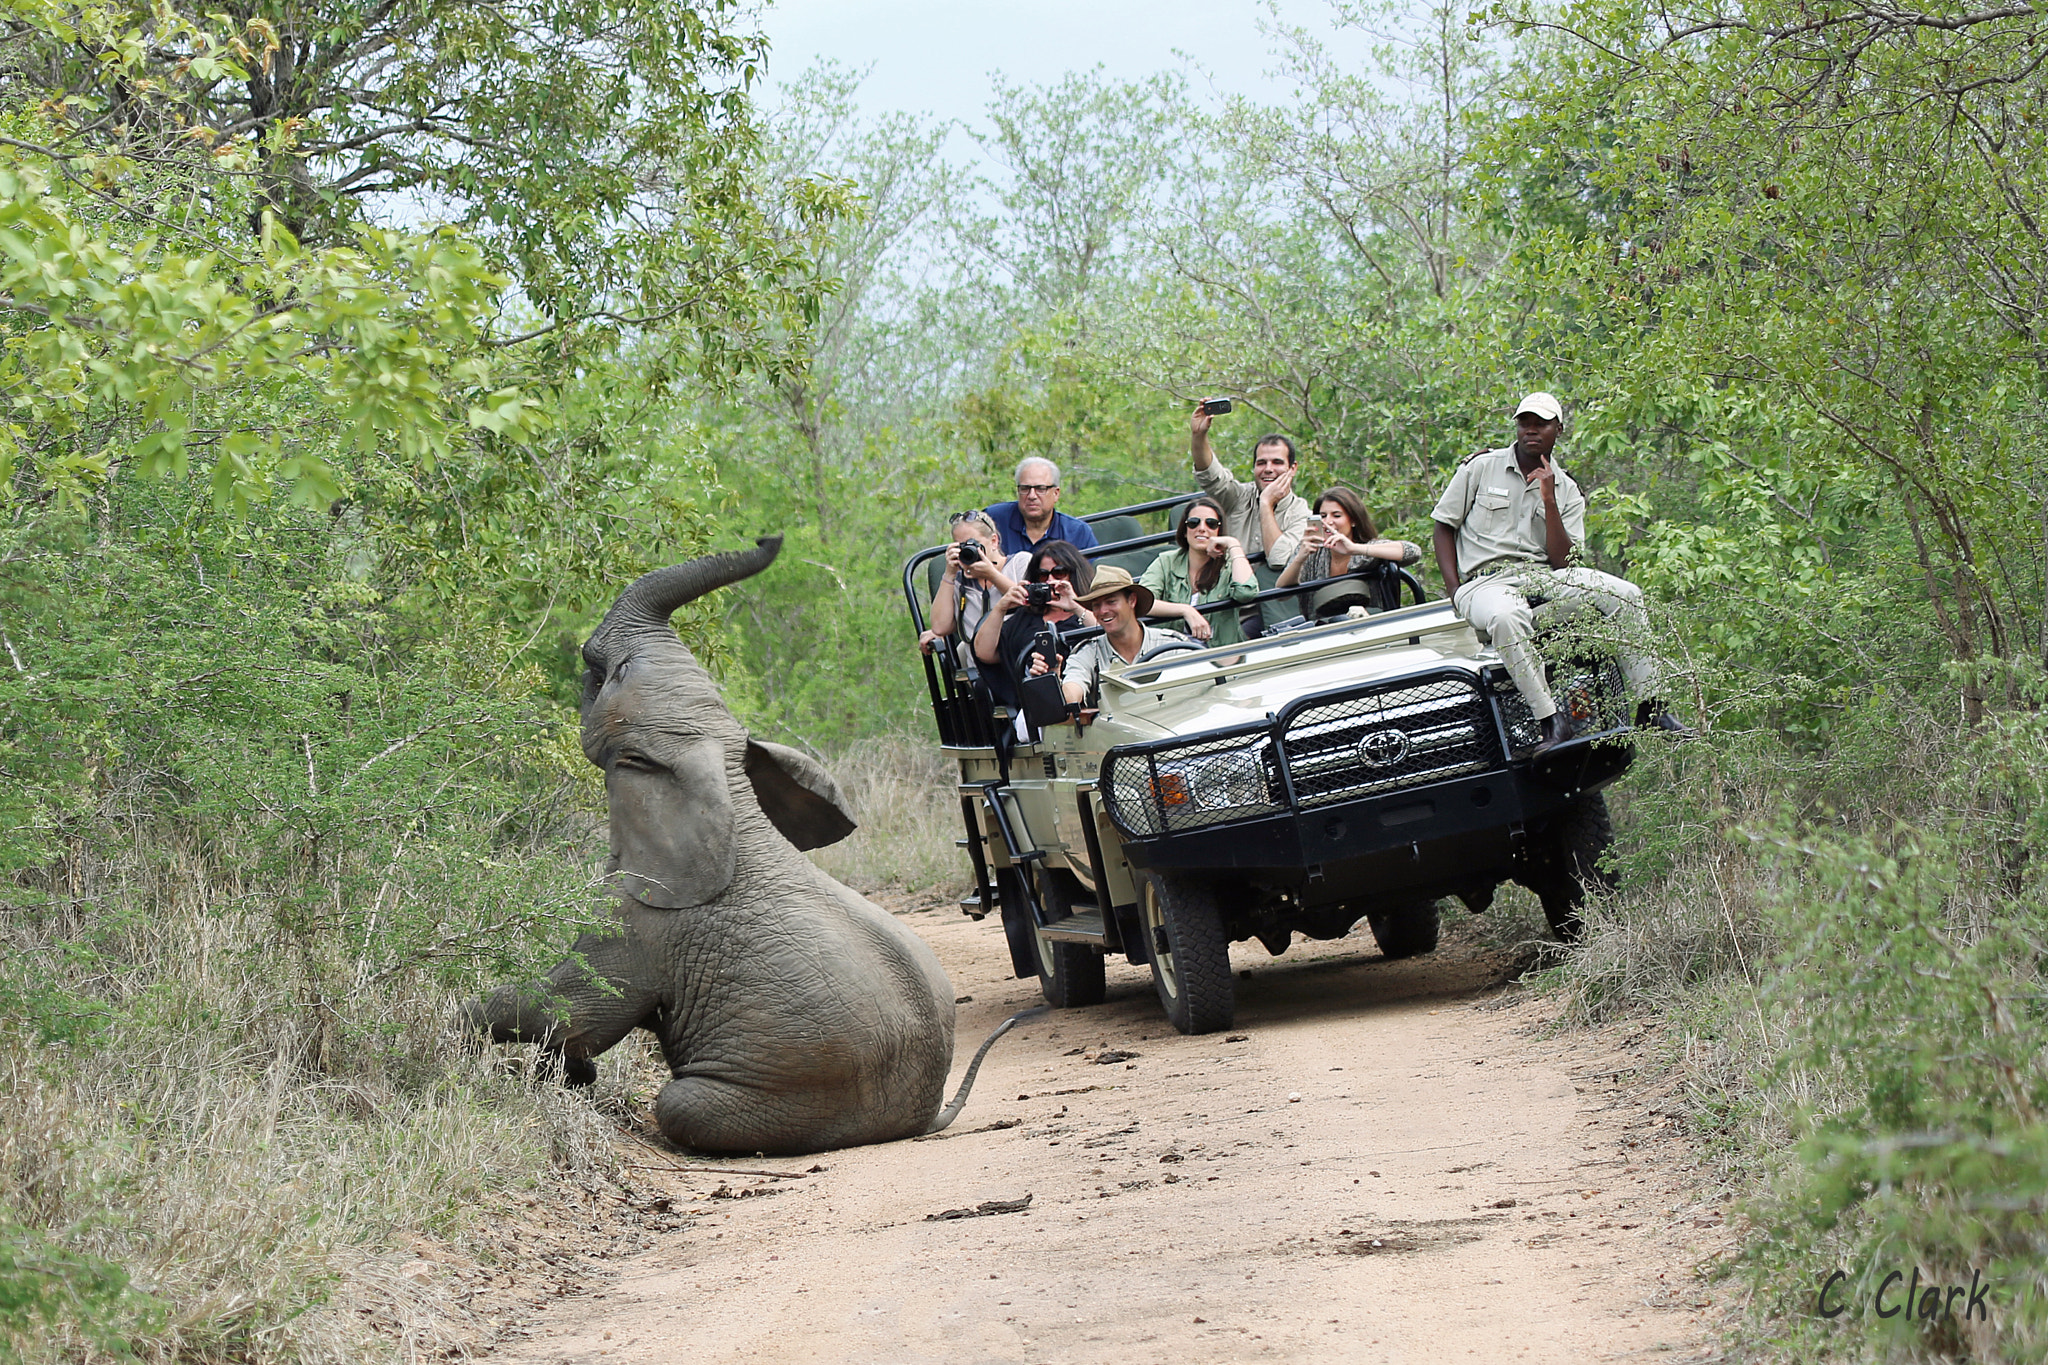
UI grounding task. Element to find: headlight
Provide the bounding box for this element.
[1104,736,1282,837]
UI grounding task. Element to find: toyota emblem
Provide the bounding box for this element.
[1355,727,1410,768]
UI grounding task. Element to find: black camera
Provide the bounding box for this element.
[1017,628,1070,728]
[1198,396,1234,416]
[1026,580,1054,610]
[957,540,983,567]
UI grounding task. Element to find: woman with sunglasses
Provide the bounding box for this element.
[1275,485,1423,618]
[1139,497,1259,645]
[973,541,1097,731]
[921,510,1030,663]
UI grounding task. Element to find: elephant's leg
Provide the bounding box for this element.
[463,933,659,1086]
[653,1073,914,1156]
[654,1075,815,1156]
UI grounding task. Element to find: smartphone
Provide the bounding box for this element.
[1197,397,1234,416]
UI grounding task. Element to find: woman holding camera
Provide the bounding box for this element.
[1139,496,1260,646]
[1275,485,1422,618]
[972,541,1096,734]
[921,510,1029,664]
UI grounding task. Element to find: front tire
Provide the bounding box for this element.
[1139,871,1235,1034]
[1517,792,1617,943]
[1366,900,1441,959]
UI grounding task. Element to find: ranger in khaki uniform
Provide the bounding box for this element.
[1430,392,1685,756]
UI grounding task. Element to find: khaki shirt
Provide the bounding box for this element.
[1062,624,1183,697]
[1429,446,1587,579]
[1193,459,1310,566]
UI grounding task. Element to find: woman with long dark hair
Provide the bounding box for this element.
[1276,485,1422,618]
[972,540,1097,731]
[1138,496,1259,646]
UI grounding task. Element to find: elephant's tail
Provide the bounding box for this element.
[924,1006,1049,1135]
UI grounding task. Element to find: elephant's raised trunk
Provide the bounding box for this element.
[583,537,783,674]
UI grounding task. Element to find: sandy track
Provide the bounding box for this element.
[490,903,1727,1365]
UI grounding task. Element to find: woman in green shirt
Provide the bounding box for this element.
[1140,496,1259,646]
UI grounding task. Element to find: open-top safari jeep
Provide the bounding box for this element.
[904,493,1632,1034]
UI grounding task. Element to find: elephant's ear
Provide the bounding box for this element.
[744,739,858,851]
[607,739,736,908]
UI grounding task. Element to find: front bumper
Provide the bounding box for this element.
[1100,667,1632,883]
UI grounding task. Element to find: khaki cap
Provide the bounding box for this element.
[1514,391,1563,422]
[1074,564,1155,616]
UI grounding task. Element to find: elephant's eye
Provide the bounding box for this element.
[613,751,661,773]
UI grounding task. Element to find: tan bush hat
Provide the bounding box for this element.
[1074,564,1154,616]
[1514,391,1563,422]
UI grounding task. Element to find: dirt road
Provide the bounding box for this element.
[487,902,1728,1364]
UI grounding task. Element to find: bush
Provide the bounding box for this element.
[0,490,643,1362]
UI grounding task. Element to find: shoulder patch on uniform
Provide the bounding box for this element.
[1457,447,1493,466]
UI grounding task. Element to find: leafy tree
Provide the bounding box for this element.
[0,0,843,377]
[1497,0,2048,719]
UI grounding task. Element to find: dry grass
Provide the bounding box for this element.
[3,730,976,1362]
[0,803,647,1363]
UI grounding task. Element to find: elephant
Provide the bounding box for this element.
[466,537,1024,1155]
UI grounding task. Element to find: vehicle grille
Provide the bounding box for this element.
[1281,674,1501,806]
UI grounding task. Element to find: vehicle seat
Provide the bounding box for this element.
[1087,514,1155,577]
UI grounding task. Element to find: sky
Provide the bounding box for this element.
[749,0,1379,137]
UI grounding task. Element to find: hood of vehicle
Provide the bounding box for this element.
[1092,601,1490,741]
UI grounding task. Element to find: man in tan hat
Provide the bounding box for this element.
[1022,566,1178,714]
[1431,392,1683,755]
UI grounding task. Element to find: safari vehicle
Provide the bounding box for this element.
[903,494,1633,1035]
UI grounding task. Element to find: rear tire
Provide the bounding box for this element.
[1030,872,1106,1009]
[1366,901,1441,959]
[1139,871,1235,1034]
[1517,793,1617,943]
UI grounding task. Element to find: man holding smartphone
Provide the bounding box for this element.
[1431,392,1683,756]
[1187,400,1311,570]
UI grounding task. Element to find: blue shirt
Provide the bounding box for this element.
[984,502,1100,557]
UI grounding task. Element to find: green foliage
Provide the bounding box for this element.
[0,1220,154,1363]
[1499,0,2048,722]
[3,0,850,380]
[0,152,523,512]
[1738,807,2048,1360]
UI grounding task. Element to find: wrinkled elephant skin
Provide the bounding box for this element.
[465,539,956,1155]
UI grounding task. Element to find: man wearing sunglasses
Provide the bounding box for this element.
[1188,405,1311,570]
[983,457,1101,558]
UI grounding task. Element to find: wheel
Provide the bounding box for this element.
[1030,871,1106,1009]
[1365,900,1441,959]
[1515,792,1617,943]
[1138,871,1235,1034]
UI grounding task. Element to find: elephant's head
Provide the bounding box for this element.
[578,537,856,909]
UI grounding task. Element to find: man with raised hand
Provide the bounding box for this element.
[1431,392,1686,757]
[1188,404,1311,570]
[985,457,1100,557]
